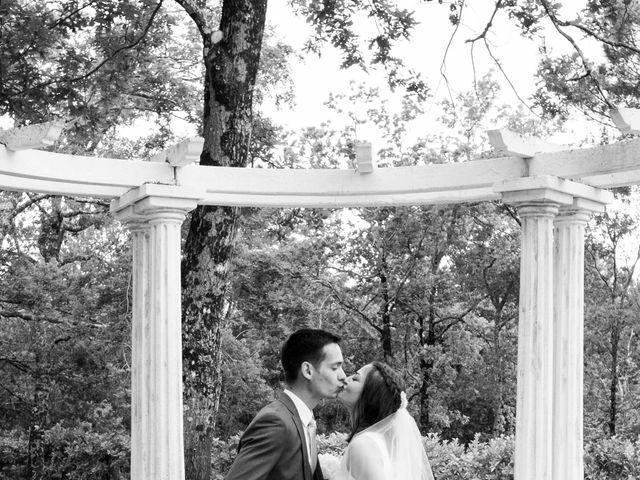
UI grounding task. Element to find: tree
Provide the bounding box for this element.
[584,197,640,439]
[0,189,132,478]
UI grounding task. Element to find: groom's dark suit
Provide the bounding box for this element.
[225,392,324,480]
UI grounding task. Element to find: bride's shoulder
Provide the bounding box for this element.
[348,431,385,454]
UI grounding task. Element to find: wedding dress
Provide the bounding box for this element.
[333,394,434,480]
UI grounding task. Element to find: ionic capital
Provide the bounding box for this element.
[554,208,591,226]
[517,202,560,219]
[110,183,204,226]
[494,175,613,212]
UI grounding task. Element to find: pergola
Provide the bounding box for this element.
[2,110,640,480]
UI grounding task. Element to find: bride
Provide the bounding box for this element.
[334,361,434,480]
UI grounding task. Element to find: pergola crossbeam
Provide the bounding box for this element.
[0,173,128,198]
[148,137,204,166]
[355,141,376,173]
[488,129,567,158]
[195,188,500,208]
[0,121,65,151]
[530,137,640,181]
[3,135,640,207]
[610,107,640,134]
[0,145,174,191]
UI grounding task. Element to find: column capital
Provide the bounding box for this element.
[110,183,204,224]
[517,203,560,219]
[555,208,591,225]
[494,175,613,212]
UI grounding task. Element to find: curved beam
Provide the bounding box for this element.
[530,138,640,181]
[196,188,500,207]
[2,138,640,206]
[0,173,128,198]
[0,146,174,188]
[176,157,526,195]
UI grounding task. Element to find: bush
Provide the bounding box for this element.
[585,436,640,480]
[4,424,638,479]
[317,431,348,456]
[211,434,241,480]
[422,433,513,480]
[316,432,513,480]
[38,422,129,480]
[0,403,129,480]
[0,431,29,479]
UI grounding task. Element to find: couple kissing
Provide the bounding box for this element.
[225,328,434,480]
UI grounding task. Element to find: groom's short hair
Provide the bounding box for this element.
[281,328,341,384]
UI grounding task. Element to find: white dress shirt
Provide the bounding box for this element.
[283,389,315,468]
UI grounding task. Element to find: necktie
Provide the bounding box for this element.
[308,418,318,472]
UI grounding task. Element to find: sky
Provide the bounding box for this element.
[263,1,605,145]
[268,1,537,117]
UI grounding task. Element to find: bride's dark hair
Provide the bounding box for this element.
[347,361,404,442]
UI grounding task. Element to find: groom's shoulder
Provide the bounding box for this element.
[257,393,290,417]
[249,393,299,426]
[243,394,295,433]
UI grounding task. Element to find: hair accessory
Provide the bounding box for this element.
[400,391,408,409]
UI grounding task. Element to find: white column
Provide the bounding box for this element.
[111,185,202,480]
[129,220,150,480]
[552,208,590,480]
[495,176,612,480]
[514,202,558,480]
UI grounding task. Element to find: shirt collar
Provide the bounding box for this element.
[283,389,314,426]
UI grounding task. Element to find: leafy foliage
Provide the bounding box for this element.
[293,0,427,98]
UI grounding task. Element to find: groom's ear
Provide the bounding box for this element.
[300,361,313,380]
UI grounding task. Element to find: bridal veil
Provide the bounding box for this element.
[336,393,435,480]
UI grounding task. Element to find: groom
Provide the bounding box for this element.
[225,328,348,480]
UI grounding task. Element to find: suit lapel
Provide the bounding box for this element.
[277,392,314,480]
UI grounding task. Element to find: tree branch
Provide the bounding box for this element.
[315,279,382,336]
[47,1,95,31]
[26,1,164,93]
[173,0,212,42]
[539,0,612,108]
[438,0,466,119]
[560,18,640,56]
[0,357,33,374]
[585,245,615,296]
[11,194,51,219]
[0,309,62,325]
[72,1,164,84]
[466,0,503,44]
[483,37,538,115]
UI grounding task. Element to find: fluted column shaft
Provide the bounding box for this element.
[552,209,590,480]
[514,202,558,480]
[495,176,612,480]
[112,185,201,480]
[129,222,150,480]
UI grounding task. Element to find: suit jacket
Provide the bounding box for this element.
[225,392,324,480]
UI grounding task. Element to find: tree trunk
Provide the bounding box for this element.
[491,315,506,435]
[37,197,64,262]
[608,323,619,436]
[180,1,267,479]
[379,259,393,361]
[418,285,437,431]
[27,351,47,480]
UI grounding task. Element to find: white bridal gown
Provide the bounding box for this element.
[334,396,434,480]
